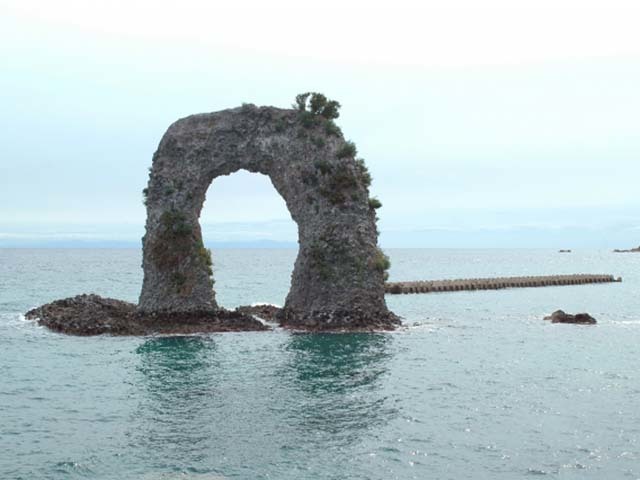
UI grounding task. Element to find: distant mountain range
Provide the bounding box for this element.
[0,238,298,249]
[0,217,637,249]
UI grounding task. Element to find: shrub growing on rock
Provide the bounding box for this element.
[320,168,360,205]
[309,93,328,114]
[321,100,341,120]
[355,158,372,187]
[372,248,391,281]
[294,92,341,118]
[294,92,312,111]
[368,197,382,209]
[160,211,192,237]
[336,141,357,159]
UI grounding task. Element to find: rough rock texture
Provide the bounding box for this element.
[544,309,597,325]
[25,294,268,336]
[233,304,399,331]
[138,104,398,330]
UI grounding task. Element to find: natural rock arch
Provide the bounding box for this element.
[138,101,398,329]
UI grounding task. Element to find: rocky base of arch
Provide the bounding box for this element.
[25,294,402,336]
[277,307,401,332]
[25,294,268,336]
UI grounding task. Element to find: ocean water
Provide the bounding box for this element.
[1,248,640,479]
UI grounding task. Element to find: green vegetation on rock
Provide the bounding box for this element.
[319,168,359,205]
[368,197,382,209]
[314,159,333,175]
[372,247,391,281]
[197,240,214,280]
[355,158,372,187]
[336,141,357,159]
[160,210,192,237]
[294,92,341,119]
[274,118,286,133]
[294,92,343,136]
[171,272,187,293]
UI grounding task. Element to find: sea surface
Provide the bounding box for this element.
[1,248,640,479]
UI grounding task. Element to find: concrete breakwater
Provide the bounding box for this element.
[385,274,621,294]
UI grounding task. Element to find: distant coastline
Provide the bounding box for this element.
[613,246,640,253]
[0,239,298,249]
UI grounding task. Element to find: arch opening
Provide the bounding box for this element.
[200,169,298,309]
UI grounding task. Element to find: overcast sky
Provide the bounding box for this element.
[1,0,639,247]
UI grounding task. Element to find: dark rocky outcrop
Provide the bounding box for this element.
[236,304,399,331]
[613,246,640,253]
[277,307,400,332]
[25,294,268,336]
[138,99,397,330]
[25,295,398,336]
[544,309,597,325]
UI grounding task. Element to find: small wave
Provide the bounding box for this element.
[250,301,281,308]
[526,468,549,475]
[393,319,445,333]
[53,460,94,476]
[2,312,43,332]
[139,474,227,480]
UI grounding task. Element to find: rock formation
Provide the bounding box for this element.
[25,294,267,335]
[25,95,399,335]
[138,96,398,330]
[544,310,597,324]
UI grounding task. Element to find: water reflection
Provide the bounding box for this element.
[284,333,397,444]
[135,336,217,397]
[125,333,398,478]
[130,337,219,468]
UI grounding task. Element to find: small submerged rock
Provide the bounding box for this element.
[25,294,268,336]
[544,309,597,325]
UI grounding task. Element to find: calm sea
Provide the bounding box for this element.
[1,248,639,479]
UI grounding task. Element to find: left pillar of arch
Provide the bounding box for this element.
[138,149,217,313]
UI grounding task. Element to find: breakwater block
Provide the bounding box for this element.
[385,274,622,295]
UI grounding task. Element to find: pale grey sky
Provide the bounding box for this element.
[1,0,639,247]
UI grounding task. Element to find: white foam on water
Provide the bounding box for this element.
[393,322,439,334]
[250,301,281,308]
[0,312,45,336]
[610,319,640,325]
[139,474,227,480]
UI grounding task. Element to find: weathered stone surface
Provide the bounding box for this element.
[543,309,597,324]
[25,294,268,336]
[138,103,398,330]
